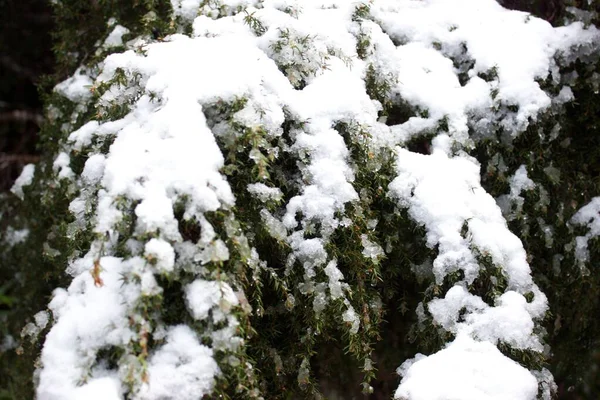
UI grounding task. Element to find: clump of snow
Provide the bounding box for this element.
[11,164,35,199]
[81,154,106,185]
[103,25,130,49]
[3,227,30,247]
[554,86,575,105]
[22,311,50,343]
[571,197,600,264]
[185,280,239,321]
[324,260,345,299]
[138,325,218,400]
[53,152,75,180]
[260,209,287,241]
[342,302,360,334]
[171,0,202,22]
[497,165,536,220]
[0,335,17,353]
[247,183,283,202]
[37,257,133,400]
[510,165,536,195]
[70,377,122,400]
[372,0,600,141]
[388,139,548,394]
[55,68,94,103]
[389,143,538,289]
[144,239,176,273]
[361,234,385,263]
[289,235,328,279]
[428,285,543,351]
[395,333,538,400]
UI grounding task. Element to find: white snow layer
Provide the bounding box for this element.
[103,25,130,49]
[138,326,218,400]
[395,333,538,400]
[372,0,598,141]
[11,163,35,199]
[37,0,599,399]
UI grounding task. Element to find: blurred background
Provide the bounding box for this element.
[0,0,53,192]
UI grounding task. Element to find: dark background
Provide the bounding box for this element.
[0,0,54,192]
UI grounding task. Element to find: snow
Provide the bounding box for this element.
[185,280,239,321]
[372,0,599,140]
[497,165,537,221]
[395,333,538,400]
[54,68,94,103]
[361,234,385,263]
[388,144,538,290]
[137,326,218,400]
[171,0,202,22]
[22,311,50,343]
[324,260,345,299]
[37,257,132,400]
[144,239,176,273]
[72,378,122,400]
[35,0,600,399]
[510,165,536,196]
[571,197,600,264]
[247,183,283,202]
[342,302,360,334]
[3,226,29,247]
[260,209,287,240]
[53,151,75,180]
[11,163,35,199]
[387,142,549,386]
[428,285,543,351]
[82,154,106,184]
[103,25,130,48]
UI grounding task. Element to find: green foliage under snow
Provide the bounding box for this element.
[1,1,600,399]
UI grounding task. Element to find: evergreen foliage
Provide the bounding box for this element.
[0,1,599,399]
